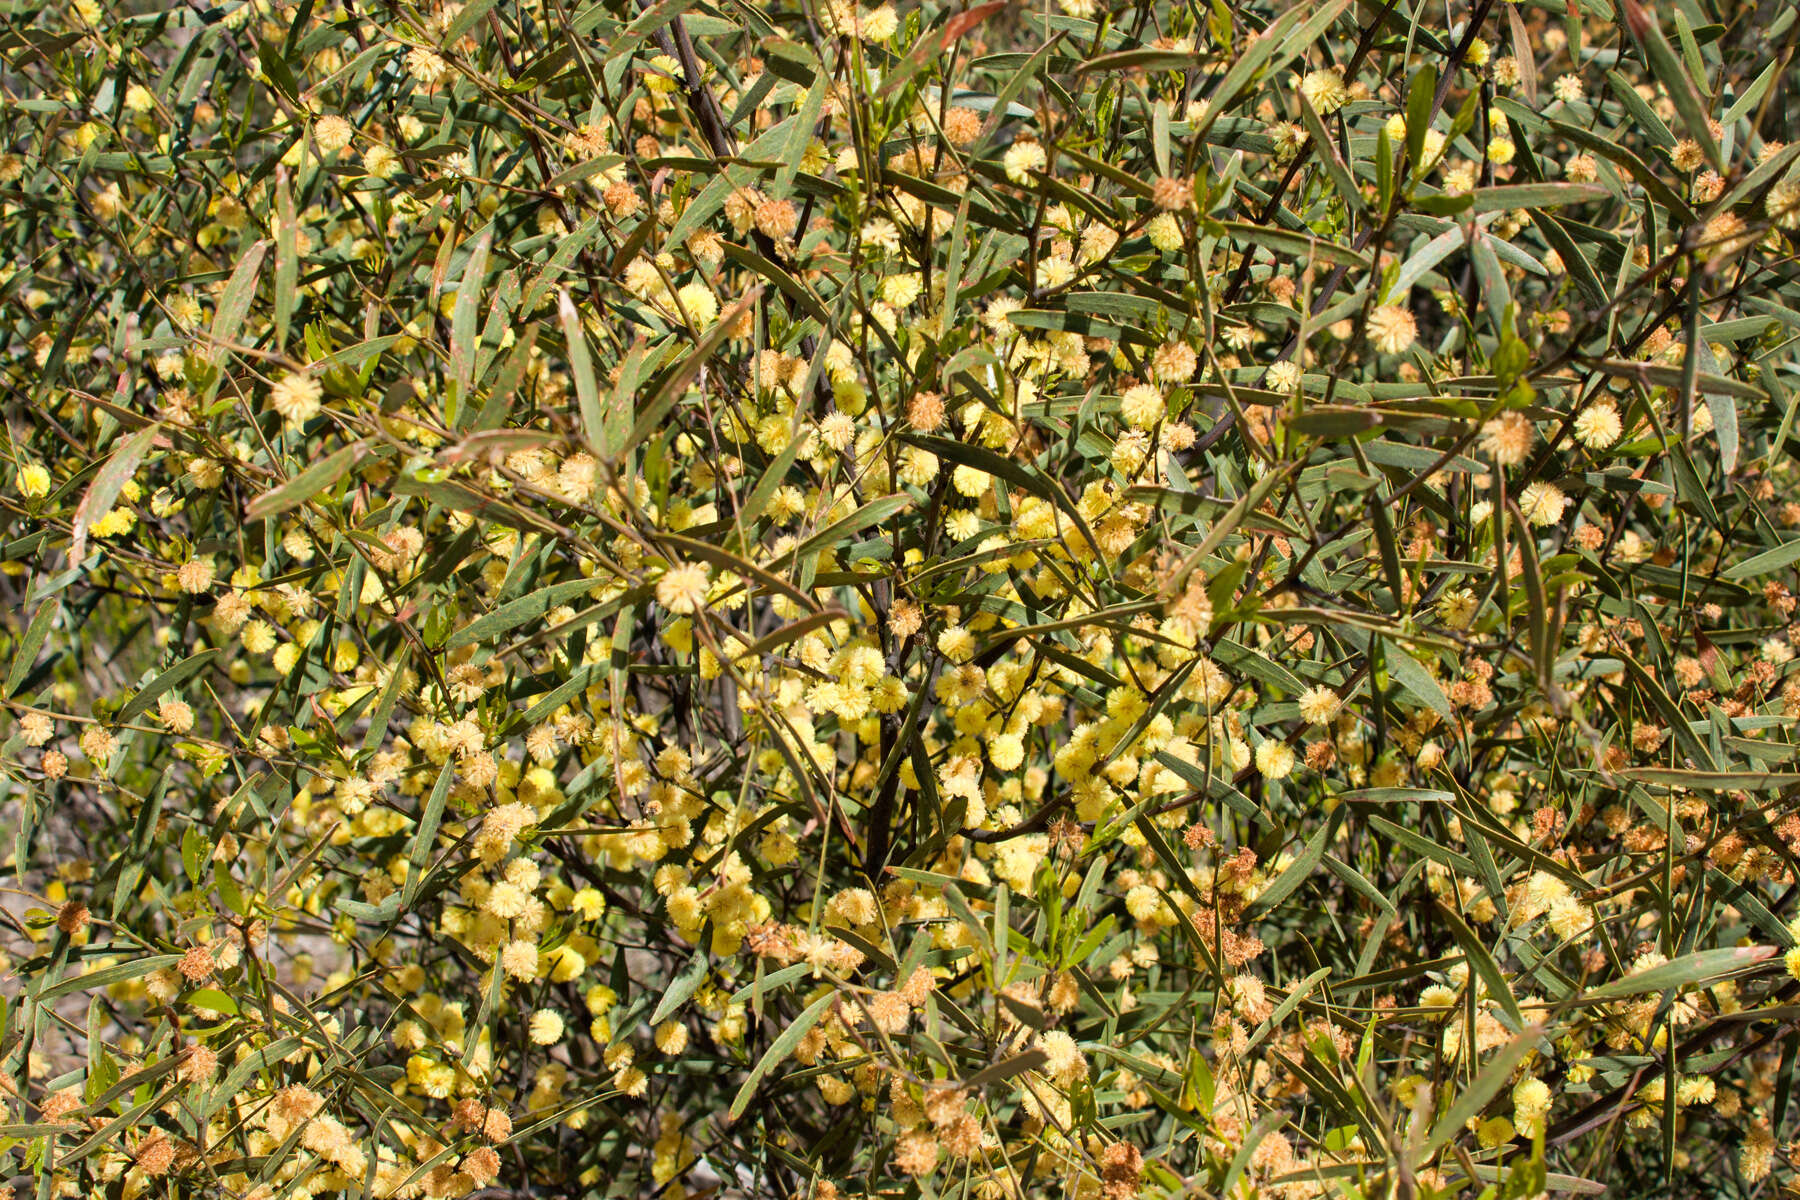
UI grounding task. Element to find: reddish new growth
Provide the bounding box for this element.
[450,1099,513,1143]
[1100,1141,1143,1200]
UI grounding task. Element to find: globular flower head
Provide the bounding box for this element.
[1151,174,1194,212]
[1480,411,1535,466]
[1367,305,1418,354]
[268,372,323,428]
[1300,68,1348,114]
[657,562,711,615]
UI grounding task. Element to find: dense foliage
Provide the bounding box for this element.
[4,0,1800,1196]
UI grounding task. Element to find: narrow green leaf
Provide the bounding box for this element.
[211,241,268,353]
[1577,944,1773,1004]
[449,229,492,426]
[1405,65,1437,171]
[1422,1024,1544,1158]
[729,991,836,1119]
[274,171,297,351]
[116,650,221,727]
[728,962,810,1006]
[6,600,57,697]
[35,954,183,1002]
[70,423,158,565]
[1725,537,1800,580]
[1436,902,1525,1030]
[1245,810,1337,919]
[1632,10,1721,171]
[790,494,911,562]
[559,289,608,459]
[401,760,456,908]
[1468,182,1610,212]
[442,0,503,42]
[1296,92,1362,215]
[1383,641,1453,721]
[660,531,820,613]
[1621,768,1800,791]
[184,987,239,1015]
[625,287,763,458]
[651,947,710,1024]
[965,1048,1050,1091]
[1219,220,1371,269]
[247,441,371,521]
[445,577,599,649]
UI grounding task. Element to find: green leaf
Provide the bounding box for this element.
[976,33,1066,143]
[1194,0,1352,146]
[401,760,456,909]
[116,650,221,727]
[185,988,239,1015]
[71,423,158,564]
[722,243,826,324]
[625,287,763,458]
[1296,91,1362,215]
[559,289,611,460]
[1321,853,1396,918]
[906,434,1110,580]
[1631,8,1721,171]
[1244,809,1338,920]
[1621,768,1800,791]
[1066,291,1164,324]
[1577,945,1773,1004]
[1150,98,1171,177]
[1617,652,1715,771]
[1383,640,1452,721]
[449,229,492,425]
[1551,121,1695,223]
[1221,1112,1288,1199]
[1436,902,1525,1030]
[256,39,300,101]
[1219,220,1371,269]
[1211,637,1305,694]
[1366,814,1478,875]
[442,0,504,42]
[361,650,411,757]
[1368,491,1404,614]
[790,494,912,562]
[774,66,825,200]
[1723,537,1800,580]
[274,172,297,351]
[85,1047,120,1106]
[729,990,836,1119]
[1405,65,1437,171]
[444,577,599,649]
[209,242,267,356]
[1422,1024,1544,1158]
[35,955,183,1002]
[651,946,710,1023]
[615,0,706,61]
[246,441,372,521]
[1102,659,1198,767]
[1468,182,1610,212]
[728,962,810,1006]
[6,600,57,697]
[965,1048,1050,1090]
[1468,230,1513,337]
[662,531,820,613]
[182,824,206,884]
[1512,501,1550,686]
[1286,406,1383,437]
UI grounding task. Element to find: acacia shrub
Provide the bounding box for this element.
[2,0,1800,1197]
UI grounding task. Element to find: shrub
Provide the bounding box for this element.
[2,0,1799,1196]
